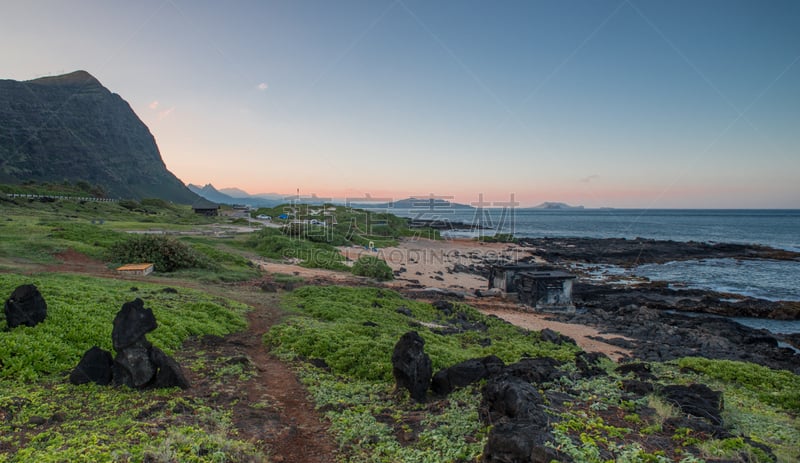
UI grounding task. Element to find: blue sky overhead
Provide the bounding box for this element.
[2,0,799,207]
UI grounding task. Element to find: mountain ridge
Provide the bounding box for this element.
[0,70,199,203]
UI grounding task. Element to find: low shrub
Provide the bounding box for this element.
[266,285,578,382]
[677,357,800,412]
[351,255,393,281]
[246,228,348,271]
[108,235,209,272]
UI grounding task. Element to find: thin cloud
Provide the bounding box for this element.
[257,82,268,91]
[148,100,159,110]
[158,107,175,120]
[580,174,600,183]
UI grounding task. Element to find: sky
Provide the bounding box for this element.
[2,0,799,208]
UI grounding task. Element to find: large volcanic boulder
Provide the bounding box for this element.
[149,346,190,389]
[113,345,156,388]
[391,331,432,402]
[431,355,505,395]
[71,298,189,389]
[660,383,724,425]
[575,351,608,378]
[482,421,562,463]
[481,375,547,424]
[112,298,157,350]
[4,284,47,328]
[503,357,564,384]
[480,375,560,463]
[69,346,114,385]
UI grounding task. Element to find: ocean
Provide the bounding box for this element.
[386,208,800,332]
[435,209,800,252]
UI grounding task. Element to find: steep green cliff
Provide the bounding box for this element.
[0,70,198,203]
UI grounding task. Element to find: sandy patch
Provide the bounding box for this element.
[259,237,630,361]
[256,261,361,284]
[476,306,632,362]
[340,238,538,293]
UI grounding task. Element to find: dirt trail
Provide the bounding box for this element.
[213,287,338,463]
[22,251,339,463]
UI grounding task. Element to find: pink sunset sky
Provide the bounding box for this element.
[2,1,798,208]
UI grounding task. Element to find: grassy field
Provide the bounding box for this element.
[2,190,799,462]
[266,286,800,463]
[1,190,432,280]
[0,273,260,462]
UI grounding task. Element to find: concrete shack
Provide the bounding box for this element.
[488,264,576,312]
[488,263,544,292]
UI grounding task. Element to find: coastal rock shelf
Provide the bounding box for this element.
[518,237,800,266]
[548,304,800,374]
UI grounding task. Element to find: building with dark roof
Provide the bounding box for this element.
[191,197,220,216]
[489,264,576,312]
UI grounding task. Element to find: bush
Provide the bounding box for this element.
[109,235,209,272]
[139,198,174,210]
[247,228,349,271]
[118,199,140,210]
[677,357,800,412]
[351,255,393,281]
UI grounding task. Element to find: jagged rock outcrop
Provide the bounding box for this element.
[431,355,505,395]
[4,284,47,328]
[660,383,724,425]
[391,331,432,402]
[480,375,561,463]
[502,357,564,384]
[549,304,800,374]
[70,298,189,389]
[70,346,114,385]
[0,70,199,203]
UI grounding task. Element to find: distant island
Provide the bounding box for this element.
[187,186,592,212]
[526,202,585,210]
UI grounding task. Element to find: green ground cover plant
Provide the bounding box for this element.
[264,285,578,462]
[0,273,247,382]
[0,381,265,463]
[245,204,441,272]
[350,255,394,281]
[659,359,800,462]
[108,235,211,272]
[246,204,440,280]
[245,228,349,271]
[0,273,259,462]
[0,180,107,198]
[250,204,436,246]
[267,288,800,463]
[267,286,578,381]
[1,193,262,281]
[676,357,800,412]
[476,233,516,243]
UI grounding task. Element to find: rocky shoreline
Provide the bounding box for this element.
[517,236,800,266]
[545,304,800,374]
[444,237,800,373]
[571,282,800,320]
